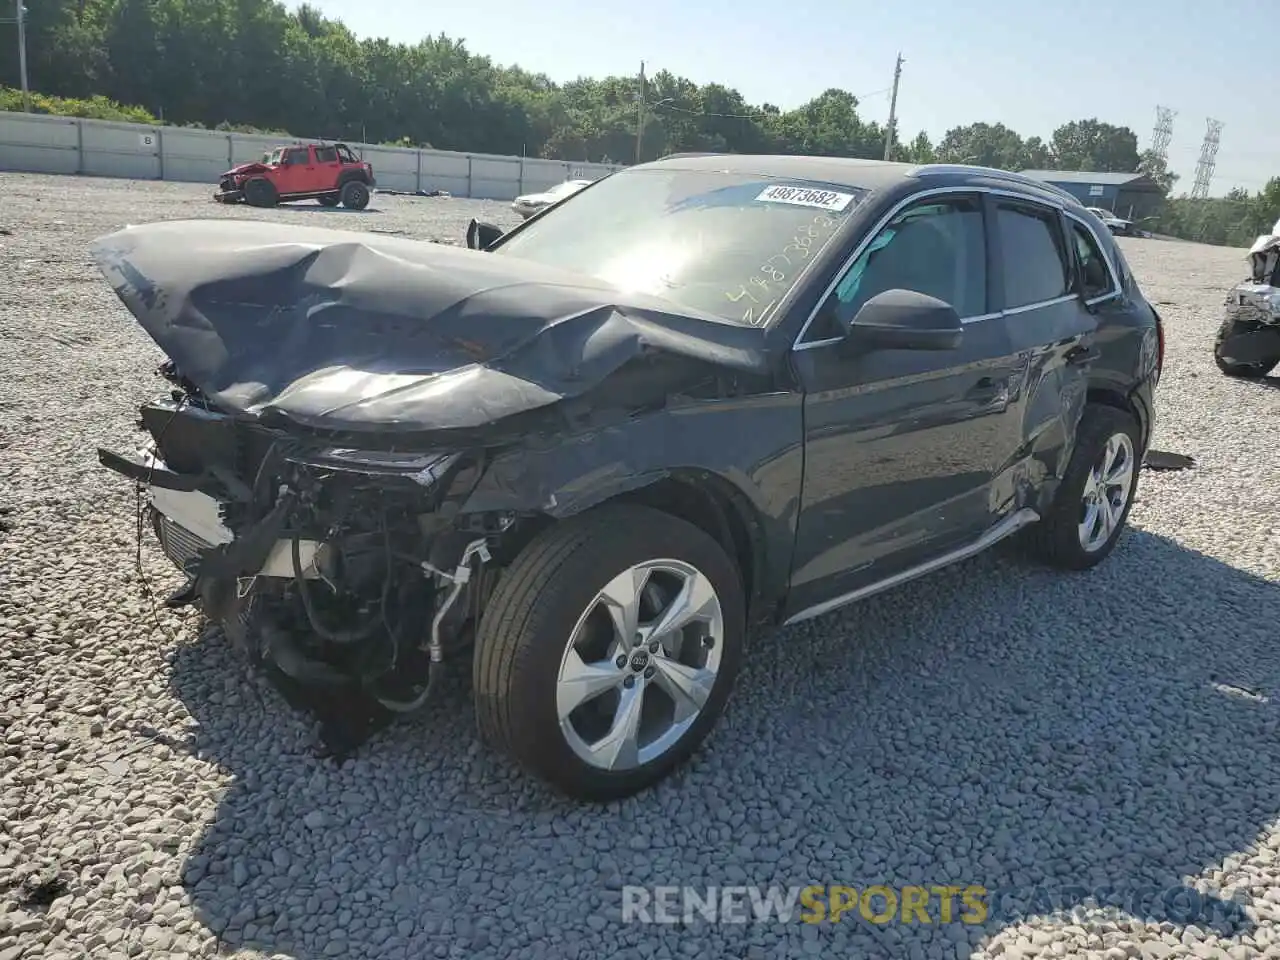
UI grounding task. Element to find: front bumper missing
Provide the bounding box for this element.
[99,444,325,582]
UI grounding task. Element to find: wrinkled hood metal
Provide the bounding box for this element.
[221,161,270,178]
[89,219,770,435]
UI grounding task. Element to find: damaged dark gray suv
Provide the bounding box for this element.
[94,155,1163,801]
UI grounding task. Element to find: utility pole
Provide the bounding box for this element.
[15,0,30,113]
[634,61,647,165]
[882,52,904,162]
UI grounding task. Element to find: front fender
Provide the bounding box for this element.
[458,393,806,605]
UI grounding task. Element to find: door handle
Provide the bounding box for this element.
[1066,344,1101,367]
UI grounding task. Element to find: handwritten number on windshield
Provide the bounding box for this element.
[725,212,840,325]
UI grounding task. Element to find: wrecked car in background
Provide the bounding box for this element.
[214,141,375,210]
[92,156,1163,802]
[1214,228,1280,378]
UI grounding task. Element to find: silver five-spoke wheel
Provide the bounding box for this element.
[556,560,724,771]
[1078,430,1135,553]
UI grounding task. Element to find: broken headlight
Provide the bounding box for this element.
[288,448,460,485]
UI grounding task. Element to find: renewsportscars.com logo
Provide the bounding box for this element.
[621,884,1251,927]
[623,885,986,926]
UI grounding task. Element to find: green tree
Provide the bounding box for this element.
[1050,118,1140,172]
[3,0,1277,248]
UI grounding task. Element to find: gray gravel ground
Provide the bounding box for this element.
[1,172,1278,960]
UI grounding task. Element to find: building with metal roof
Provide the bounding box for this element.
[1019,170,1165,221]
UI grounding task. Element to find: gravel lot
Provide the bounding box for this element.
[1,172,1278,960]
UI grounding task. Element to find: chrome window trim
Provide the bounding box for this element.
[908,164,1079,204]
[792,184,1076,352]
[1002,293,1078,316]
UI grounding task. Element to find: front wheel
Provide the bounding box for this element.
[473,504,746,802]
[339,180,370,210]
[244,178,277,208]
[1025,404,1142,571]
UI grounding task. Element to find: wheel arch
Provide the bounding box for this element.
[1085,383,1148,452]
[609,471,769,625]
[337,168,371,187]
[477,468,775,628]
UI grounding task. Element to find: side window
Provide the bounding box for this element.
[283,147,309,166]
[996,204,1071,309]
[1070,221,1117,301]
[818,196,987,338]
[314,145,338,164]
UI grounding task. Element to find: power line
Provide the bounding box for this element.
[639,84,895,122]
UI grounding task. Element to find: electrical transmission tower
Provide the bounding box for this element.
[1189,118,1224,200]
[1150,105,1175,163]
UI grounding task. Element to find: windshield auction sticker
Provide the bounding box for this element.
[755,184,857,212]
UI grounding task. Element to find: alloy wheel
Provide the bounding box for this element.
[1078,431,1136,553]
[555,559,724,772]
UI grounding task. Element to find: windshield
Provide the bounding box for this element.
[494,168,869,326]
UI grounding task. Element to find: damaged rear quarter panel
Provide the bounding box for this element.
[459,390,806,609]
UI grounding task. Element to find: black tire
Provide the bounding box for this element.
[244,178,277,208]
[473,504,746,802]
[1024,404,1142,571]
[317,194,340,207]
[1214,314,1280,378]
[339,180,370,210]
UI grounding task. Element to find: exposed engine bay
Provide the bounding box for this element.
[89,217,781,757]
[111,361,523,750]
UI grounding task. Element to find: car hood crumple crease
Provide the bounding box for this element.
[89,219,769,435]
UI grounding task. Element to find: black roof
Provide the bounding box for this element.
[635,153,1084,211]
[1021,170,1164,193]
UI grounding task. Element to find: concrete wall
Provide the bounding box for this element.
[0,112,625,199]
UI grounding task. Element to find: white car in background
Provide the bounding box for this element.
[1086,206,1140,237]
[512,179,593,219]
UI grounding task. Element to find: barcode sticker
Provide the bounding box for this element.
[755,184,856,212]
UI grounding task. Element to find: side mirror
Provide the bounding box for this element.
[466,219,504,251]
[840,289,963,353]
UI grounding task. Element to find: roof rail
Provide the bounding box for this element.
[911,163,1079,203]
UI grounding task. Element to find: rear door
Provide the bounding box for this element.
[275,146,312,194]
[312,144,342,193]
[986,195,1099,512]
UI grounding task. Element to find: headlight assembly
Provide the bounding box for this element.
[289,448,460,486]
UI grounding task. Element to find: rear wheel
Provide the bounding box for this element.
[473,504,746,802]
[1025,404,1142,571]
[1214,314,1280,378]
[317,194,340,207]
[339,180,370,210]
[244,178,277,208]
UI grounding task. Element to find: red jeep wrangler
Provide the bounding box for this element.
[214,142,376,210]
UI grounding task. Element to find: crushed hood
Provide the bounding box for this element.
[222,161,270,178]
[89,219,769,435]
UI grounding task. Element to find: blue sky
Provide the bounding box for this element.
[298,0,1277,197]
